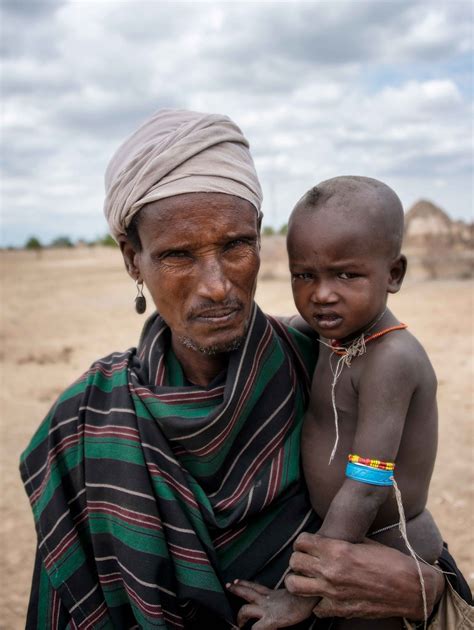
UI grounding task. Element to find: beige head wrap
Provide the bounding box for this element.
[104,108,263,240]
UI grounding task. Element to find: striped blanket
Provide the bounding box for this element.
[20,305,320,629]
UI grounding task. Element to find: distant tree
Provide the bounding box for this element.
[278,224,288,236]
[262,225,275,236]
[25,236,42,251]
[50,236,74,248]
[98,234,118,247]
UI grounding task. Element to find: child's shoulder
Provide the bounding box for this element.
[364,326,437,388]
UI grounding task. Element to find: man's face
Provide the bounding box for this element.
[126,193,260,357]
[287,205,400,342]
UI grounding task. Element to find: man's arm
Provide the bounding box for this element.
[285,534,445,620]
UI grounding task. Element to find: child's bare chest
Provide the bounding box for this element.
[309,348,364,430]
[302,348,366,515]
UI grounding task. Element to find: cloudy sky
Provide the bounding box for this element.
[1,0,473,246]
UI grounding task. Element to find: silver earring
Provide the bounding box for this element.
[135,280,146,314]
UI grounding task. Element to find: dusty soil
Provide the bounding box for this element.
[1,245,472,628]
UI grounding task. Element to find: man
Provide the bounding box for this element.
[21,109,470,629]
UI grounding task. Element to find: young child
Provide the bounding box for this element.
[228,176,443,629]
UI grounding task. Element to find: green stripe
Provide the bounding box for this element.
[89,515,169,557]
[48,541,86,586]
[32,443,83,519]
[86,366,129,393]
[179,341,287,475]
[38,559,53,628]
[174,558,223,591]
[85,438,145,466]
[143,398,222,416]
[286,326,318,376]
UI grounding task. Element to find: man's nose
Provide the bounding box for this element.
[311,279,338,305]
[196,257,232,302]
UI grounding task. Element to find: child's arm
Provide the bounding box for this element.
[318,343,417,542]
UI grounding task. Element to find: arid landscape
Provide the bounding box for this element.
[1,235,473,628]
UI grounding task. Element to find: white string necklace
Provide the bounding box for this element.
[318,308,387,464]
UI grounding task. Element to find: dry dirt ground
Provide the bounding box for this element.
[1,246,473,628]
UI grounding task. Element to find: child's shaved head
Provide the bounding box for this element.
[292,176,404,260]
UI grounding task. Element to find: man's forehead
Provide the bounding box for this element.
[138,192,260,244]
[142,192,258,215]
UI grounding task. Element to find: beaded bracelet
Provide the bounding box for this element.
[345,454,396,486]
[348,454,395,471]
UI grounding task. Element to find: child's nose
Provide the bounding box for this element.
[311,280,338,304]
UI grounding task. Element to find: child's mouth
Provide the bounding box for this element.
[314,313,343,330]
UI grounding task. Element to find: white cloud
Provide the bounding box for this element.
[1,0,472,245]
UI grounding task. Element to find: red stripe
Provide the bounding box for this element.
[78,601,108,629]
[267,315,311,390]
[155,356,165,386]
[84,428,140,442]
[30,434,81,505]
[147,464,199,508]
[213,523,247,549]
[132,385,224,404]
[168,542,210,564]
[183,324,273,457]
[99,573,164,618]
[44,527,79,569]
[214,411,294,511]
[51,585,60,629]
[86,360,129,379]
[87,501,163,530]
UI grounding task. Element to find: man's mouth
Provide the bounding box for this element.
[193,306,242,323]
[313,312,343,330]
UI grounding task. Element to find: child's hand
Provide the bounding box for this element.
[226,579,316,629]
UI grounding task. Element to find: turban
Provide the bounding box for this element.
[104,108,263,240]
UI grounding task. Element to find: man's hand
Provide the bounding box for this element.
[226,580,317,629]
[285,533,445,620]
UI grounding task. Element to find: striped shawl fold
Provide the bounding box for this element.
[20,304,319,629]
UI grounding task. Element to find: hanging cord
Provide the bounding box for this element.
[392,477,428,630]
[319,309,389,464]
[348,455,431,629]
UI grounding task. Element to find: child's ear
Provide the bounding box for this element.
[387,255,407,294]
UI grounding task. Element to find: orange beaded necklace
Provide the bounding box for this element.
[330,323,407,355]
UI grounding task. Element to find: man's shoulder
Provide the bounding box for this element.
[20,349,134,470]
[266,314,319,378]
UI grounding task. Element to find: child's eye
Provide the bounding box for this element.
[292,272,313,281]
[337,272,358,279]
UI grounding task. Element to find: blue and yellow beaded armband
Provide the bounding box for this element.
[345,454,395,487]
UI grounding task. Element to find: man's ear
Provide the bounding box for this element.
[387,254,407,294]
[256,211,263,248]
[118,236,141,281]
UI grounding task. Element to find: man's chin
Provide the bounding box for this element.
[177,333,246,356]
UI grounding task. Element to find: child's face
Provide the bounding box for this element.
[287,205,402,341]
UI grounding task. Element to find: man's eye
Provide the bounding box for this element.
[337,272,357,279]
[160,249,190,265]
[161,251,190,261]
[226,239,247,249]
